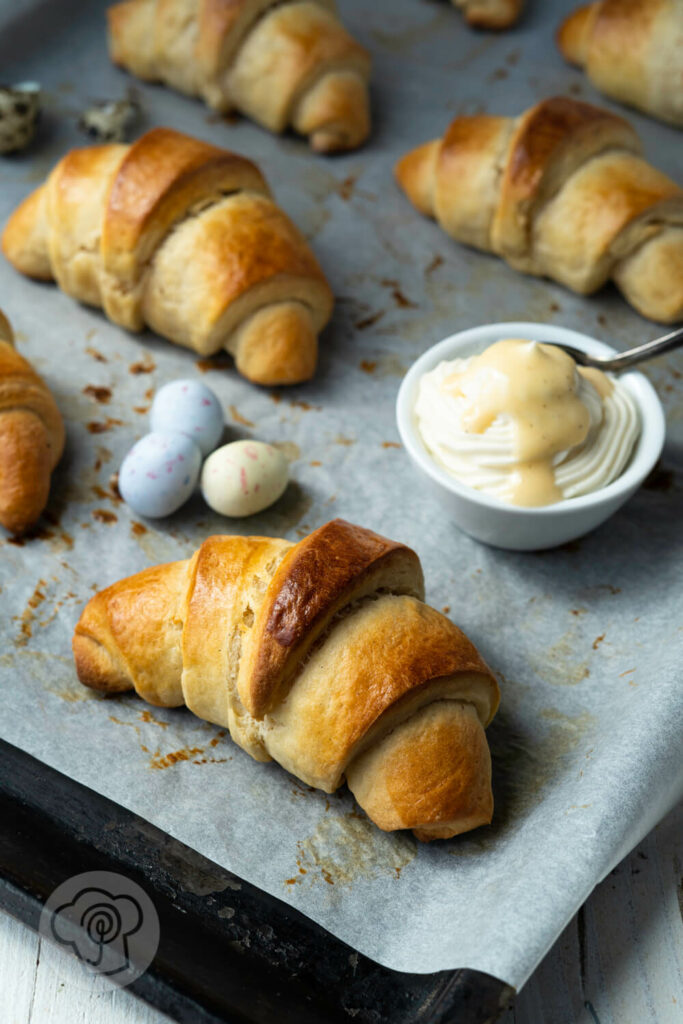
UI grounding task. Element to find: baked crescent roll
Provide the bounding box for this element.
[455,0,524,30]
[73,519,500,841]
[557,0,683,128]
[395,96,683,323]
[2,128,334,386]
[108,0,371,153]
[0,310,65,535]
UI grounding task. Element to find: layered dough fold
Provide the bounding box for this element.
[108,0,371,152]
[2,128,334,385]
[396,97,683,323]
[558,0,683,128]
[73,520,500,841]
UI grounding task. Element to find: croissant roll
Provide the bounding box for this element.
[2,128,334,386]
[455,0,524,30]
[73,519,500,841]
[0,311,65,535]
[107,0,371,153]
[395,97,683,323]
[557,1,683,129]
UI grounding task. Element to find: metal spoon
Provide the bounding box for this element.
[544,324,683,373]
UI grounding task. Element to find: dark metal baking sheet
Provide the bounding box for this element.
[0,739,514,1024]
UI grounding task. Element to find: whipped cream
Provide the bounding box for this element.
[415,339,640,507]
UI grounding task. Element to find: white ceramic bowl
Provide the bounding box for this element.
[396,322,665,551]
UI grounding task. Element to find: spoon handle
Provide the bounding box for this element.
[606,325,683,371]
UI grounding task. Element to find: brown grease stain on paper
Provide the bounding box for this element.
[14,579,47,645]
[86,346,107,363]
[359,353,406,378]
[83,385,112,404]
[49,680,102,703]
[230,405,254,427]
[355,310,384,331]
[532,629,590,686]
[5,516,74,554]
[290,813,415,889]
[87,417,123,434]
[92,508,118,524]
[106,713,228,768]
[129,356,156,375]
[139,710,169,729]
[290,399,320,412]
[150,746,205,769]
[91,481,122,505]
[271,441,300,463]
[196,353,233,373]
[149,743,228,769]
[93,446,113,472]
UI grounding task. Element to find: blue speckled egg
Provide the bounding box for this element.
[150,379,224,456]
[119,432,202,518]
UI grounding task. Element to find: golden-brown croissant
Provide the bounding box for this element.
[72,519,500,841]
[0,310,65,535]
[108,0,371,153]
[455,0,524,30]
[557,0,683,128]
[395,96,683,323]
[2,128,334,386]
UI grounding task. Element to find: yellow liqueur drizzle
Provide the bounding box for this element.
[443,339,612,506]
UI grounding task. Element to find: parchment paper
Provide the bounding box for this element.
[0,0,681,990]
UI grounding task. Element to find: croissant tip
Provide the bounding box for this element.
[394,142,438,218]
[555,4,592,65]
[411,811,493,843]
[72,624,132,694]
[232,302,318,386]
[460,0,524,30]
[308,129,363,154]
[0,516,33,537]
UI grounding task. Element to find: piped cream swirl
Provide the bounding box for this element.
[415,338,640,507]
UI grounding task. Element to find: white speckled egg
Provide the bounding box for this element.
[150,379,224,456]
[119,432,202,518]
[201,441,288,518]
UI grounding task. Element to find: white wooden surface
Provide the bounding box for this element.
[4,802,681,1024]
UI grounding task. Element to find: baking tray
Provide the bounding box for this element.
[0,0,681,1021]
[0,739,513,1024]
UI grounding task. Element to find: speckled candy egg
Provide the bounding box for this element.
[119,432,202,518]
[201,441,288,518]
[150,379,224,457]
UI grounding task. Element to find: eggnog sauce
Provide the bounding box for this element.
[442,339,613,506]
